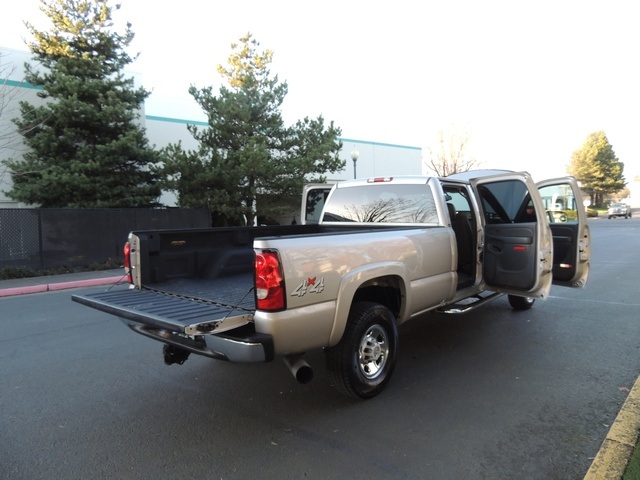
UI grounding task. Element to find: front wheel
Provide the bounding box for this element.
[508,295,535,310]
[326,302,398,399]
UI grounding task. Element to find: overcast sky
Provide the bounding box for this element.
[1,0,638,181]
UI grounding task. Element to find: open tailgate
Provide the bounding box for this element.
[72,287,254,335]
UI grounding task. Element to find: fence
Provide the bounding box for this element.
[0,208,211,271]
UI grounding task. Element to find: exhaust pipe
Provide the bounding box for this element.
[283,355,313,384]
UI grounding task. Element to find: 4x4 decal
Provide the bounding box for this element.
[291,277,325,297]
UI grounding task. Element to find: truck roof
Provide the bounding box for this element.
[443,169,521,182]
[333,170,524,188]
[333,176,432,188]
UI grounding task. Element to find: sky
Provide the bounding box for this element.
[1,0,638,182]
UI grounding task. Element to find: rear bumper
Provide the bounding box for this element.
[125,320,274,363]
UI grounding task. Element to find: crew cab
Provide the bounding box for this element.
[72,170,590,398]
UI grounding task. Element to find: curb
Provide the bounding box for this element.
[584,374,640,479]
[0,276,123,298]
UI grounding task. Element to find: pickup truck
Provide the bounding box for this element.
[72,170,591,399]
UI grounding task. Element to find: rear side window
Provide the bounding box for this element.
[322,184,439,224]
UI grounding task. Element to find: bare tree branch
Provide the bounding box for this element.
[424,125,480,177]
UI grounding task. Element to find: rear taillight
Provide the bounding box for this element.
[255,250,285,311]
[123,242,132,284]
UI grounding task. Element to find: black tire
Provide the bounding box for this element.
[326,302,398,399]
[508,295,535,310]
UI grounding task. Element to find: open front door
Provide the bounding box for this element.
[471,172,553,300]
[536,177,590,288]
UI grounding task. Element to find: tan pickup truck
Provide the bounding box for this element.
[73,170,590,398]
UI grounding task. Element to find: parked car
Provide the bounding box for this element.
[608,203,632,219]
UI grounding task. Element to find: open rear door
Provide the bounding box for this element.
[536,177,590,287]
[471,172,553,299]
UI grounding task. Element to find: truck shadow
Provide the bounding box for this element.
[60,298,562,478]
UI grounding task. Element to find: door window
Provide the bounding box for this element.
[477,180,534,224]
[305,188,330,224]
[537,184,580,224]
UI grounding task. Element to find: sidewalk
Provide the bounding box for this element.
[1,268,639,479]
[0,268,125,297]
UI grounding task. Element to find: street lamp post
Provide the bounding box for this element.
[351,149,359,179]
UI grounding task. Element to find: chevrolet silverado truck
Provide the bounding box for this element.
[72,170,591,399]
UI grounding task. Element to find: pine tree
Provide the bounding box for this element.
[2,0,160,207]
[568,131,625,206]
[159,33,344,225]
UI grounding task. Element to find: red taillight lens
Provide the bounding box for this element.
[123,242,132,283]
[255,250,285,311]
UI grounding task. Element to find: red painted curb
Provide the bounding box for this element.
[47,276,124,291]
[0,284,48,297]
[0,276,124,297]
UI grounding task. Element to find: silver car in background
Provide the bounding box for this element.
[607,202,632,219]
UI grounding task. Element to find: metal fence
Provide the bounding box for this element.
[0,208,211,271]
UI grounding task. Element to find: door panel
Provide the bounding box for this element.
[484,224,537,290]
[549,224,579,282]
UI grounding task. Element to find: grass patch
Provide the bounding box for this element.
[624,441,640,479]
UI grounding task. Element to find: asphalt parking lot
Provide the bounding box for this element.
[1,217,639,479]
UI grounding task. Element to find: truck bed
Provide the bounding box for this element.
[153,273,255,309]
[73,224,405,338]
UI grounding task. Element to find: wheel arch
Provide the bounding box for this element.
[328,263,407,346]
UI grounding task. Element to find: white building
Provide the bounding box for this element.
[1,46,423,208]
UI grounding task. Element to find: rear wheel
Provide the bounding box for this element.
[508,295,535,310]
[326,302,398,399]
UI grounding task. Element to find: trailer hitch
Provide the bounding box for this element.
[163,344,191,365]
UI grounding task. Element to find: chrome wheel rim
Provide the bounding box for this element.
[358,325,389,379]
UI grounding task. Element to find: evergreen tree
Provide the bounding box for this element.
[159,33,344,225]
[568,131,625,206]
[2,0,160,207]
